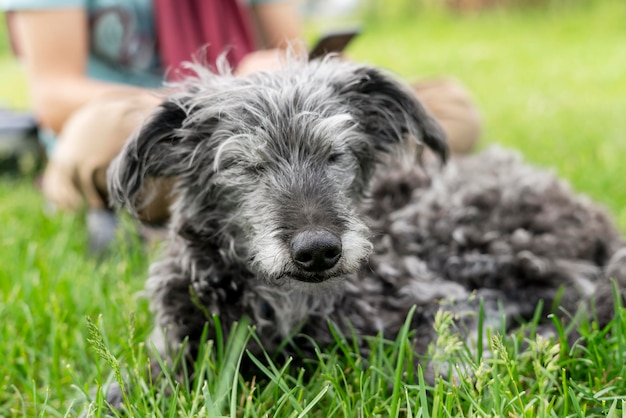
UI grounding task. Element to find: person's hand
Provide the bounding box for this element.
[234,49,287,76]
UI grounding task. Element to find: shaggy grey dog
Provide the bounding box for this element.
[107,57,625,403]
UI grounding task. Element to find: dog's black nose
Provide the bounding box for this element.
[291,230,342,273]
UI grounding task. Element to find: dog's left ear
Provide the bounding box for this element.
[338,67,449,162]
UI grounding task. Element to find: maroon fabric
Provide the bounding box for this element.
[153,0,256,80]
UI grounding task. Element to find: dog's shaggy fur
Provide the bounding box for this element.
[107,57,625,403]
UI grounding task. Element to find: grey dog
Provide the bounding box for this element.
[107,57,625,403]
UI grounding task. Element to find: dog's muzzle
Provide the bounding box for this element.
[290,229,342,281]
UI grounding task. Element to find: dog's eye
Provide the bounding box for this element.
[328,152,344,164]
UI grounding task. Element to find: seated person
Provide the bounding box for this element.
[3,0,482,251]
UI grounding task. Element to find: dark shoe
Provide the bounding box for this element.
[87,208,119,254]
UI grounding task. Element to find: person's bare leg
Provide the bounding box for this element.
[411,78,482,155]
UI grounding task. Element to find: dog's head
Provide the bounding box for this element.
[108,58,447,285]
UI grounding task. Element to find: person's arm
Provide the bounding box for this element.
[249,1,303,49]
[235,1,304,75]
[11,9,142,133]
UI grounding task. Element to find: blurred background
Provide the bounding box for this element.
[0,1,625,415]
[1,0,624,228]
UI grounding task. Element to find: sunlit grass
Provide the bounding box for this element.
[347,0,626,229]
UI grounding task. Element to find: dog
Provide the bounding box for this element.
[106,56,625,406]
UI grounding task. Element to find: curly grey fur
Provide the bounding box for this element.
[107,57,625,403]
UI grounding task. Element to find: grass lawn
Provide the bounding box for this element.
[1,1,626,416]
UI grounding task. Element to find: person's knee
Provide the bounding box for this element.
[411,78,482,154]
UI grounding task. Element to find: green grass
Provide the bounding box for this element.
[0,15,28,109]
[0,57,29,109]
[2,1,626,416]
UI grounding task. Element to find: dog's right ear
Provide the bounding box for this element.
[107,98,197,215]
